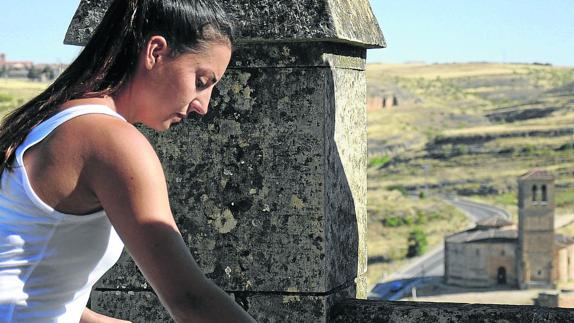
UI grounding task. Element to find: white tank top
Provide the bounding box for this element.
[0,105,126,322]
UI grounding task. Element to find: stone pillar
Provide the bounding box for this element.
[65,1,384,321]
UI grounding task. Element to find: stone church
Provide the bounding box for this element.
[444,170,574,288]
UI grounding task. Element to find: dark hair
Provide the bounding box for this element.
[0,0,233,174]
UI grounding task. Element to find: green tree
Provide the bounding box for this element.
[27,66,40,80]
[406,227,428,258]
[42,66,55,80]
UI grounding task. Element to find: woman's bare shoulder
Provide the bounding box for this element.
[56,113,156,161]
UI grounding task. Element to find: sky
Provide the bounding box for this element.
[0,1,573,66]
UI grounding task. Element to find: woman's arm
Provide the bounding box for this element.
[80,308,131,323]
[84,119,255,322]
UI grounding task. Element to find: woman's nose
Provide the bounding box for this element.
[189,99,206,115]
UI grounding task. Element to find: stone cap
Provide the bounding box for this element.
[64,0,386,49]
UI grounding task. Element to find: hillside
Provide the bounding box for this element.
[366,63,574,286]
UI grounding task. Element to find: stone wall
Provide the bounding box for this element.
[330,299,574,322]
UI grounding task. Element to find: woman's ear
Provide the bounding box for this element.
[143,36,169,70]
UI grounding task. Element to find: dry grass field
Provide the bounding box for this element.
[0,79,47,117]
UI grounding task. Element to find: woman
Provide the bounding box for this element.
[0,0,255,322]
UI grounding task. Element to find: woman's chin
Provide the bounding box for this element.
[145,121,172,132]
[141,117,181,132]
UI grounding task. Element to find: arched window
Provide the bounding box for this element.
[532,185,538,203]
[541,185,547,203]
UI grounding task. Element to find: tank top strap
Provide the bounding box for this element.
[16,105,126,163]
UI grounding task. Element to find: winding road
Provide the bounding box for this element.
[368,196,511,300]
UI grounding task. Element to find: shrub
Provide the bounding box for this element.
[27,66,40,80]
[406,227,428,258]
[383,216,403,228]
[369,155,391,168]
[427,211,441,221]
[415,211,428,224]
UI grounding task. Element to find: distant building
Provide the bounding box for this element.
[0,54,33,70]
[367,95,383,111]
[444,170,574,288]
[0,53,64,80]
[366,95,399,111]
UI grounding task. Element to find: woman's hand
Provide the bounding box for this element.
[80,307,131,323]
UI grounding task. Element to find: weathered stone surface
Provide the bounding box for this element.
[325,68,367,293]
[354,275,368,299]
[98,62,366,295]
[63,0,112,46]
[95,249,146,290]
[329,300,574,322]
[328,0,385,47]
[90,290,171,322]
[64,0,385,48]
[231,42,366,69]
[232,283,356,323]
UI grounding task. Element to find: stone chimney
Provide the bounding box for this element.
[65,0,385,321]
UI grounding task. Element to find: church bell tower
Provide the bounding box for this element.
[517,169,555,289]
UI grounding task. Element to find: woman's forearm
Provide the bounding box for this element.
[80,307,131,323]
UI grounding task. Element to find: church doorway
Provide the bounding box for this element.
[497,267,507,284]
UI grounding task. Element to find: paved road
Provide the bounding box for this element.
[368,197,510,300]
[444,197,511,221]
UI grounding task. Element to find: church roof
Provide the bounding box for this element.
[475,217,514,229]
[519,169,555,181]
[446,228,574,247]
[556,234,574,248]
[446,228,518,244]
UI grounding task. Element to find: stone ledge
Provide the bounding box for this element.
[329,299,574,322]
[91,283,357,322]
